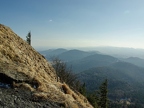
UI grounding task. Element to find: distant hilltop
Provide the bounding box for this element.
[0,24,93,108]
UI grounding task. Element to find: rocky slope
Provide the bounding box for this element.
[0,87,62,108]
[0,24,93,108]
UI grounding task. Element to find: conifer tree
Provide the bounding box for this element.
[79,83,87,96]
[26,32,31,45]
[87,91,99,108]
[98,79,109,108]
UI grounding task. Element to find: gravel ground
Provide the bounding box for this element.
[0,87,63,108]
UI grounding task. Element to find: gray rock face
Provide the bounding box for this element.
[0,88,62,108]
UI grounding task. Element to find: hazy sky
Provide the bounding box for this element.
[1,0,144,49]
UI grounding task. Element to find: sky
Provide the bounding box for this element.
[1,0,144,49]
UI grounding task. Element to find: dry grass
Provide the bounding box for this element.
[13,82,35,91]
[62,83,73,95]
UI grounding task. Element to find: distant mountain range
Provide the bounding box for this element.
[39,48,144,71]
[39,48,144,105]
[78,46,144,59]
[57,50,98,62]
[68,53,118,72]
[120,57,144,68]
[39,48,99,61]
[40,48,67,57]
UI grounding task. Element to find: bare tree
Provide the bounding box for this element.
[51,57,79,90]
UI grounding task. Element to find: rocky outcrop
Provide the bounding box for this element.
[0,24,93,108]
[0,88,62,108]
